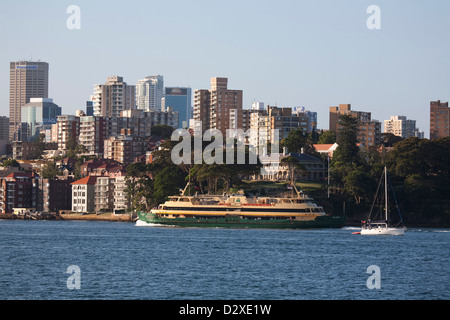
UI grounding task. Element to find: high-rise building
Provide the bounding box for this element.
[329,104,381,146]
[136,75,164,111]
[93,76,135,117]
[21,98,61,141]
[78,116,108,156]
[384,115,423,139]
[251,102,265,111]
[247,106,311,154]
[293,107,317,133]
[9,61,49,141]
[430,100,449,140]
[193,77,243,135]
[163,87,192,128]
[0,116,9,141]
[56,115,80,150]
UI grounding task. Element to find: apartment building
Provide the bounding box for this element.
[329,104,381,146]
[229,109,252,132]
[268,107,309,139]
[35,178,73,213]
[94,176,115,213]
[93,76,135,118]
[103,133,146,166]
[71,176,96,213]
[193,77,243,135]
[430,100,450,140]
[0,172,37,213]
[384,116,424,138]
[78,116,108,156]
[56,115,80,150]
[136,75,164,111]
[71,173,128,214]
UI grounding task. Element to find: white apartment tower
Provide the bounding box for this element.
[136,75,164,111]
[93,76,135,117]
[384,116,423,138]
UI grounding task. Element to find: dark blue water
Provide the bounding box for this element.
[0,220,448,300]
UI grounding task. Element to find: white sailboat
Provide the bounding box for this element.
[360,166,406,236]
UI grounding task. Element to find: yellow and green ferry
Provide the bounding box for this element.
[138,184,345,229]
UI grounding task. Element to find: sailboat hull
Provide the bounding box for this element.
[360,167,406,236]
[360,227,405,236]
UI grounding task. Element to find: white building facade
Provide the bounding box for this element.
[136,75,164,111]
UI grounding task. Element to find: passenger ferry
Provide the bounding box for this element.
[138,184,345,229]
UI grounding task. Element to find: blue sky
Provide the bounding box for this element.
[1,0,449,137]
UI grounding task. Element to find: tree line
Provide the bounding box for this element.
[329,115,450,226]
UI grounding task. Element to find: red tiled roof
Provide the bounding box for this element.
[313,144,334,151]
[71,176,97,185]
[5,172,34,179]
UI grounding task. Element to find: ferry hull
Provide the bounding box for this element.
[137,212,345,229]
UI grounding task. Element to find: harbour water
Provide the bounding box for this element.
[0,220,448,300]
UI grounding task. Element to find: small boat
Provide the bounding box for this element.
[360,166,406,236]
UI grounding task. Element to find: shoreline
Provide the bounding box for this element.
[0,213,449,228]
[0,212,136,223]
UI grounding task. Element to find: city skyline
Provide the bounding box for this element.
[1,1,450,137]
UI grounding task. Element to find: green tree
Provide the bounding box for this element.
[152,125,175,139]
[125,163,152,211]
[381,133,403,147]
[343,167,376,205]
[332,114,360,165]
[1,159,20,168]
[281,129,307,154]
[41,162,59,179]
[280,155,306,185]
[153,165,187,204]
[318,130,336,144]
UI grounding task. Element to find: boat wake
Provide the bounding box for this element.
[135,220,173,228]
[342,226,361,231]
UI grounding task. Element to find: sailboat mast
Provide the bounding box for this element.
[384,166,388,222]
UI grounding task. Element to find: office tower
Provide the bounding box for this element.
[136,75,164,111]
[0,116,9,141]
[21,98,61,141]
[163,87,192,128]
[193,77,243,135]
[430,100,450,140]
[329,104,381,146]
[9,61,49,141]
[384,116,422,139]
[93,76,135,117]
